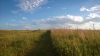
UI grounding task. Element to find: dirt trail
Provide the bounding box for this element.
[26,30,57,56]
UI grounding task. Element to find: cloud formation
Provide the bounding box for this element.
[11,19,15,21]
[11,10,19,14]
[7,12,100,29]
[20,24,34,29]
[47,7,50,9]
[54,15,83,22]
[62,7,66,9]
[31,12,100,29]
[17,0,47,12]
[86,12,100,22]
[31,15,83,29]
[6,23,18,26]
[22,17,27,20]
[10,3,100,29]
[80,5,100,11]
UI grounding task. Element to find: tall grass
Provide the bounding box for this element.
[51,29,100,56]
[0,30,46,56]
[0,29,100,56]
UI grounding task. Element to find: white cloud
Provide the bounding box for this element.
[20,24,35,29]
[19,14,22,15]
[80,21,100,29]
[67,15,83,22]
[80,6,90,11]
[54,15,83,22]
[87,12,100,19]
[6,23,35,29]
[7,12,100,29]
[47,7,50,9]
[62,7,66,9]
[11,10,19,14]
[85,12,100,23]
[80,5,100,11]
[23,24,32,29]
[17,0,47,12]
[31,15,84,29]
[6,23,18,26]
[22,17,27,20]
[30,12,100,29]
[6,23,9,25]
[20,20,26,23]
[10,24,18,26]
[11,19,15,21]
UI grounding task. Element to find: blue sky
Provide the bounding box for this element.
[0,0,100,30]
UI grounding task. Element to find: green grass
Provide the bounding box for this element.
[0,29,100,56]
[26,30,57,56]
[0,30,52,56]
[51,29,100,56]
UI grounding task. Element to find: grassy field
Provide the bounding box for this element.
[51,29,100,56]
[0,30,57,56]
[0,29,100,56]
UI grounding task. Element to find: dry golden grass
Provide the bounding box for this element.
[0,30,46,56]
[51,29,100,56]
[0,29,100,56]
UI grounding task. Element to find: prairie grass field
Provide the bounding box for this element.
[51,29,100,56]
[0,29,100,56]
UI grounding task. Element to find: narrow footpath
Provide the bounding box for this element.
[26,30,58,56]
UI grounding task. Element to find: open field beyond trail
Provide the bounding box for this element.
[0,29,100,56]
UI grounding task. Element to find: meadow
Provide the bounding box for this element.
[51,29,100,56]
[0,29,100,56]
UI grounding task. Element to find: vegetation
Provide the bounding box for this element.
[0,30,49,56]
[51,29,100,56]
[0,29,100,56]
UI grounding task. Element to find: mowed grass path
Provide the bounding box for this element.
[26,30,57,56]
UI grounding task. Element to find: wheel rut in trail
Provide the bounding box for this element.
[26,30,57,56]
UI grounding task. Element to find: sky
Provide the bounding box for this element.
[0,0,100,30]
